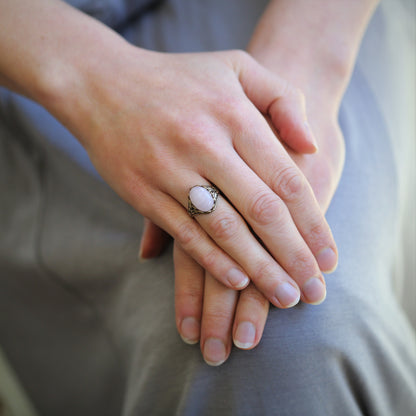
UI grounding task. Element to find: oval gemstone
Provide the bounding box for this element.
[189,186,214,212]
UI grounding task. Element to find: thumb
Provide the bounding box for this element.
[138,218,171,261]
[236,52,318,154]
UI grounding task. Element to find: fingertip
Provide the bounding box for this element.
[303,142,319,154]
[302,121,319,153]
[273,282,301,309]
[179,317,200,345]
[272,114,318,154]
[302,276,327,305]
[316,247,338,274]
[138,244,152,262]
[233,321,256,350]
[138,254,151,263]
[138,246,159,262]
[227,268,250,290]
[203,338,228,366]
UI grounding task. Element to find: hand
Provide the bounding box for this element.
[140,101,344,365]
[174,242,269,366]
[137,56,344,365]
[0,1,337,306]
[137,0,373,366]
[60,46,337,307]
[139,66,345,362]
[0,0,338,362]
[173,110,344,366]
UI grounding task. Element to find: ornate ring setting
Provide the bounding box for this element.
[187,185,219,217]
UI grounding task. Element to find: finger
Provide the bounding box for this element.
[147,134,327,305]
[268,87,318,154]
[233,113,338,275]
[233,283,269,350]
[234,51,318,153]
[203,151,327,305]
[237,57,338,273]
[174,242,204,344]
[200,273,238,366]
[163,177,301,309]
[138,218,171,260]
[135,188,250,291]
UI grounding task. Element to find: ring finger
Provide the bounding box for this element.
[166,178,302,308]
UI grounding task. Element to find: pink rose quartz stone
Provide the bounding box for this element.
[189,186,214,212]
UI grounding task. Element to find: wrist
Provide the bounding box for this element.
[247,0,379,106]
[35,13,129,119]
[0,0,133,130]
[249,45,350,107]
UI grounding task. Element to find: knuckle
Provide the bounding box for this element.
[176,282,202,301]
[291,86,305,103]
[281,82,304,103]
[209,213,240,241]
[204,309,233,326]
[252,260,276,287]
[273,166,305,202]
[227,49,256,74]
[249,191,284,226]
[199,248,219,272]
[220,103,247,135]
[242,287,268,308]
[195,135,219,159]
[173,115,216,153]
[175,220,200,250]
[231,49,251,63]
[286,248,317,277]
[308,221,329,247]
[276,78,290,98]
[123,174,147,203]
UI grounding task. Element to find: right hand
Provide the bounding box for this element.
[57,46,337,307]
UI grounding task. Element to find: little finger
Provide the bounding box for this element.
[135,189,250,291]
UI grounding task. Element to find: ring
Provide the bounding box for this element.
[188,185,219,217]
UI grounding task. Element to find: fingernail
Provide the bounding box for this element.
[303,277,326,305]
[180,317,200,345]
[138,254,150,263]
[274,282,300,308]
[227,268,250,289]
[304,121,319,151]
[138,245,150,263]
[234,322,256,349]
[316,247,338,273]
[203,338,227,366]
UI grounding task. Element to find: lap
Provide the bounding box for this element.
[1,92,415,414]
[0,0,415,415]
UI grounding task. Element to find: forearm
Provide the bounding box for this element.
[0,0,130,116]
[248,0,379,104]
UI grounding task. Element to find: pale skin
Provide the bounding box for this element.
[0,0,377,366]
[1,1,336,308]
[141,0,379,365]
